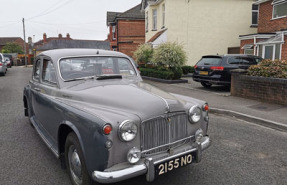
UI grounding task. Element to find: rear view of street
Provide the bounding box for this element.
[0,67,286,185]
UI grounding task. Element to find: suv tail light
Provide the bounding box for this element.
[0,63,2,66]
[210,66,224,71]
[194,65,197,69]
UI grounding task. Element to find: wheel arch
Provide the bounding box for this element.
[58,122,85,168]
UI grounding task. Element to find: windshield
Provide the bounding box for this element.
[197,57,222,66]
[59,57,137,81]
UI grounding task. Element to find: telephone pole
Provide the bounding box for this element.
[22,18,27,67]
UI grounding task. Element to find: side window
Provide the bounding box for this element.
[240,57,257,65]
[33,59,41,80]
[42,59,57,84]
[228,57,241,65]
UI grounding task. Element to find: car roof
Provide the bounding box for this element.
[202,54,259,58]
[39,48,128,61]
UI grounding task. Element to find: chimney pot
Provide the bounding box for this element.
[58,34,62,38]
[43,33,47,43]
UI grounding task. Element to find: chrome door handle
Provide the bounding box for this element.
[34,88,40,92]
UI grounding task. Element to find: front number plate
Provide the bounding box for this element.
[155,152,195,176]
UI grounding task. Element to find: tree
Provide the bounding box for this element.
[1,42,24,54]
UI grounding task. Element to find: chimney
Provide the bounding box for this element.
[43,33,47,43]
[58,34,62,39]
[66,33,70,39]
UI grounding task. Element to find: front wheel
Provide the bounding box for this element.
[65,133,96,185]
[201,82,212,88]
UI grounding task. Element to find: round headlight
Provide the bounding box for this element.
[119,120,137,142]
[189,106,201,123]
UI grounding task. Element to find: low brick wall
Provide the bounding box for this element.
[231,71,287,105]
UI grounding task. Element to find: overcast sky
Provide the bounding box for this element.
[0,0,141,42]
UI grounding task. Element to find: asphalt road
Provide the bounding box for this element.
[0,67,286,185]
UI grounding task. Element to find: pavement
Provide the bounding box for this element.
[143,77,287,132]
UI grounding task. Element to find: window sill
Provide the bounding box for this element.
[152,29,157,31]
[161,26,165,29]
[271,15,287,20]
[250,24,258,28]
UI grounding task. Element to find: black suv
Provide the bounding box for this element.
[192,54,263,88]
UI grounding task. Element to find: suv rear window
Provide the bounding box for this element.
[197,57,222,66]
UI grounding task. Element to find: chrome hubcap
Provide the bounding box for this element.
[68,145,82,185]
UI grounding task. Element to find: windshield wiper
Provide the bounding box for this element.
[96,74,122,80]
[64,76,95,82]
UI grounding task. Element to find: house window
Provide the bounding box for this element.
[162,4,165,28]
[273,1,287,19]
[146,11,148,32]
[152,9,157,30]
[252,4,259,25]
[262,44,281,60]
[244,49,254,55]
[112,26,116,40]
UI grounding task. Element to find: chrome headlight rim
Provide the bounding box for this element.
[118,120,138,142]
[188,105,202,123]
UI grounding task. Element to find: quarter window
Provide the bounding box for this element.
[273,1,287,19]
[33,59,41,80]
[42,59,56,84]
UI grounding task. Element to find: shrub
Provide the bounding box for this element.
[133,44,153,65]
[248,59,287,78]
[140,68,174,80]
[182,65,194,74]
[152,42,187,67]
[170,67,183,79]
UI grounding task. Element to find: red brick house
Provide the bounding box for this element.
[106,4,145,58]
[239,0,287,60]
[0,37,26,52]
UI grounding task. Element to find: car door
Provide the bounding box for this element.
[32,57,61,150]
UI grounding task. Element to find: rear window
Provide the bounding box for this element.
[197,57,222,66]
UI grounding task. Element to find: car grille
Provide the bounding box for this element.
[141,112,190,156]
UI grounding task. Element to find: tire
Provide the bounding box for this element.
[65,133,96,185]
[201,82,212,88]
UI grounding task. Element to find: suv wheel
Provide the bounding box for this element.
[201,82,212,88]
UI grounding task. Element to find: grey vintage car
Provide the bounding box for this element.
[23,49,210,185]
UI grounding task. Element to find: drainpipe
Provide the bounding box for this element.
[253,36,256,55]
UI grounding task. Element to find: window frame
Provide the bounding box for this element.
[112,25,116,40]
[145,11,149,32]
[33,58,41,81]
[41,58,57,86]
[152,9,157,31]
[272,1,287,19]
[261,44,282,60]
[251,4,259,26]
[162,4,165,28]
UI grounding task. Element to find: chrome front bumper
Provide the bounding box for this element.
[92,136,211,184]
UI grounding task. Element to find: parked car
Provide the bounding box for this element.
[192,54,263,88]
[4,57,11,68]
[0,53,7,76]
[23,49,211,185]
[3,54,13,67]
